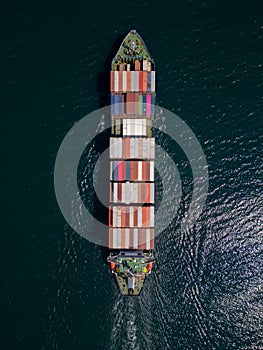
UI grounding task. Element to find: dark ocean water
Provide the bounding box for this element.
[2,0,263,349]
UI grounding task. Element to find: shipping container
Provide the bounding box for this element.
[139,94,143,115]
[135,60,140,71]
[143,60,147,71]
[139,72,143,92]
[146,94,151,116]
[119,71,123,93]
[134,71,139,92]
[109,227,154,250]
[134,93,139,115]
[143,71,147,92]
[123,71,127,92]
[151,71,155,92]
[127,71,131,91]
[110,71,114,92]
[114,71,119,92]
[131,71,135,92]
[147,72,151,92]
[142,94,147,115]
[150,160,154,181]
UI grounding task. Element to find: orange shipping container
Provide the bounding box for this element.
[138,228,145,249]
[130,161,135,181]
[135,60,140,71]
[143,71,147,92]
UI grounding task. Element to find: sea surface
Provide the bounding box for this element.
[2,0,263,349]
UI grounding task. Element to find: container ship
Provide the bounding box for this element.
[107,30,155,296]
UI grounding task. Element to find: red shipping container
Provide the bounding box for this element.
[138,228,145,249]
[134,161,138,181]
[134,208,138,226]
[142,162,147,181]
[110,71,114,92]
[145,161,149,180]
[139,71,143,92]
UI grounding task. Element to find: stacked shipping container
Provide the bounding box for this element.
[109,60,155,251]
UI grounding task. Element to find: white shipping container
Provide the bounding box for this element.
[151,138,155,159]
[146,136,150,157]
[117,228,122,248]
[117,138,122,159]
[150,161,154,181]
[146,228,151,249]
[142,138,146,158]
[113,182,118,202]
[134,137,139,158]
[114,71,119,92]
[113,206,117,227]
[130,138,135,158]
[123,119,127,136]
[150,183,154,203]
[125,228,129,249]
[126,182,131,204]
[134,182,138,203]
[151,71,155,92]
[133,228,138,248]
[143,60,147,71]
[130,183,134,203]
[150,206,154,226]
[130,207,134,227]
[134,71,139,92]
[138,207,142,227]
[110,138,113,158]
[138,161,142,181]
[113,228,117,248]
[110,161,113,180]
[123,71,127,92]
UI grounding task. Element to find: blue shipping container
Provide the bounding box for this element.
[147,72,151,92]
[126,161,130,180]
[143,94,147,115]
